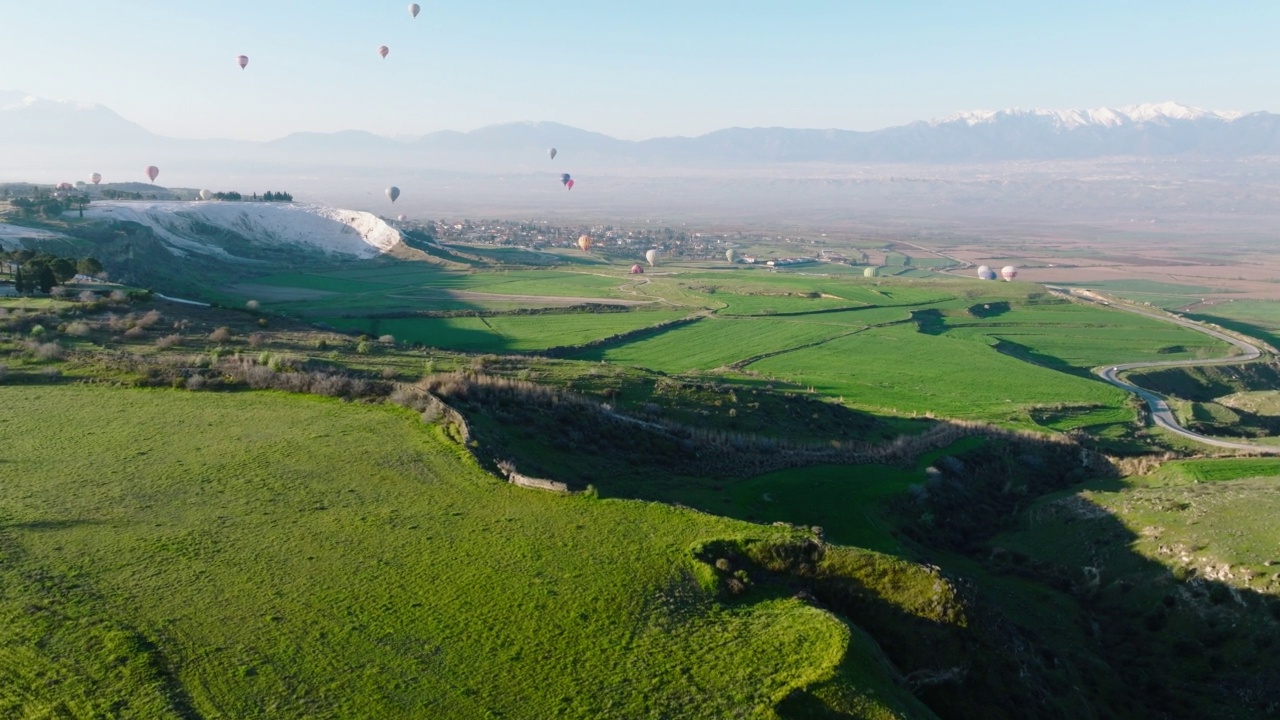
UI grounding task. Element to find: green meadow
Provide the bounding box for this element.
[0,385,930,719]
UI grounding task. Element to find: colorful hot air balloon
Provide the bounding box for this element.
[549,148,557,160]
[1001,265,1018,282]
[566,179,575,191]
[645,249,658,267]
[725,249,736,263]
[977,265,996,281]
[630,264,644,275]
[560,173,571,186]
[145,166,159,183]
[236,55,249,70]
[409,3,420,18]
[577,235,592,252]
[90,172,102,185]
[378,45,390,59]
[199,189,213,200]
[386,186,401,202]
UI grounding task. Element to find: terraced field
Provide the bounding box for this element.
[0,386,930,719]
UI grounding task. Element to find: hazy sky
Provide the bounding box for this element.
[3,1,1276,141]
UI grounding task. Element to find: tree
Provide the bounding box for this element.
[14,267,25,294]
[77,257,104,277]
[50,258,77,283]
[37,264,55,294]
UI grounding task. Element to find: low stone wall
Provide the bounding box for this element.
[506,471,569,493]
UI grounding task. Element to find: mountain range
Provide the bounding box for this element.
[4,91,1280,172]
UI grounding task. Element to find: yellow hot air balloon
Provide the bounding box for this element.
[577,235,592,252]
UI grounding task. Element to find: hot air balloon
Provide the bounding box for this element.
[726,249,737,263]
[386,186,400,202]
[549,148,557,160]
[864,266,880,278]
[630,264,644,274]
[976,265,996,281]
[378,45,390,59]
[409,3,420,18]
[566,179,575,191]
[560,173,571,186]
[145,166,159,183]
[577,235,592,252]
[1001,265,1018,282]
[236,55,249,70]
[199,189,213,200]
[90,173,101,185]
[645,249,658,267]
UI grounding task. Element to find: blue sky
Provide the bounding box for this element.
[2,1,1275,140]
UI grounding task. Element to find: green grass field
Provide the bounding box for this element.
[330,310,690,353]
[1189,300,1280,349]
[750,324,1129,422]
[0,385,936,719]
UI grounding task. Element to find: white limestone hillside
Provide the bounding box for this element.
[76,201,403,260]
[0,223,68,250]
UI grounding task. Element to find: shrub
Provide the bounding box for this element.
[185,374,207,390]
[64,321,92,337]
[209,327,232,343]
[246,299,260,310]
[29,324,46,337]
[155,334,182,349]
[108,290,128,303]
[135,310,162,329]
[78,290,98,303]
[33,342,63,361]
[124,327,146,339]
[247,333,266,347]
[51,286,69,299]
[356,341,370,355]
[379,335,396,344]
[381,367,398,379]
[257,318,268,328]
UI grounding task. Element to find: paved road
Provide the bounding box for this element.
[1056,287,1280,454]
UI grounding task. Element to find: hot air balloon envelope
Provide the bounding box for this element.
[378,45,390,58]
[566,179,575,191]
[236,55,249,70]
[199,189,213,201]
[726,249,737,263]
[864,266,880,278]
[397,214,407,222]
[645,249,658,267]
[577,235,592,252]
[560,173,571,186]
[630,264,644,274]
[145,166,159,183]
[386,186,401,202]
[1001,266,1018,282]
[90,173,102,185]
[549,148,557,160]
[409,3,420,17]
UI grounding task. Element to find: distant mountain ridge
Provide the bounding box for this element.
[3,92,1280,171]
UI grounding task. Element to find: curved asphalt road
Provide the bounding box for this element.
[1056,287,1280,454]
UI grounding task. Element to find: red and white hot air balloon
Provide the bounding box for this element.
[145,166,160,183]
[236,55,249,70]
[90,172,102,185]
[1001,265,1018,282]
[378,45,390,59]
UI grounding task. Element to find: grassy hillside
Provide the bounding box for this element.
[0,385,941,719]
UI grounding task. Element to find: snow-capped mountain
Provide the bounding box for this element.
[2,91,1279,177]
[935,102,1245,129]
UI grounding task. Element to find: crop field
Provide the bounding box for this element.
[749,324,1129,422]
[573,316,863,372]
[0,385,935,719]
[1189,300,1280,348]
[330,309,689,353]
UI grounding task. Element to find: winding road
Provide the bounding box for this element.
[1055,287,1280,454]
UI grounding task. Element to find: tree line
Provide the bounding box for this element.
[2,250,104,295]
[207,191,294,202]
